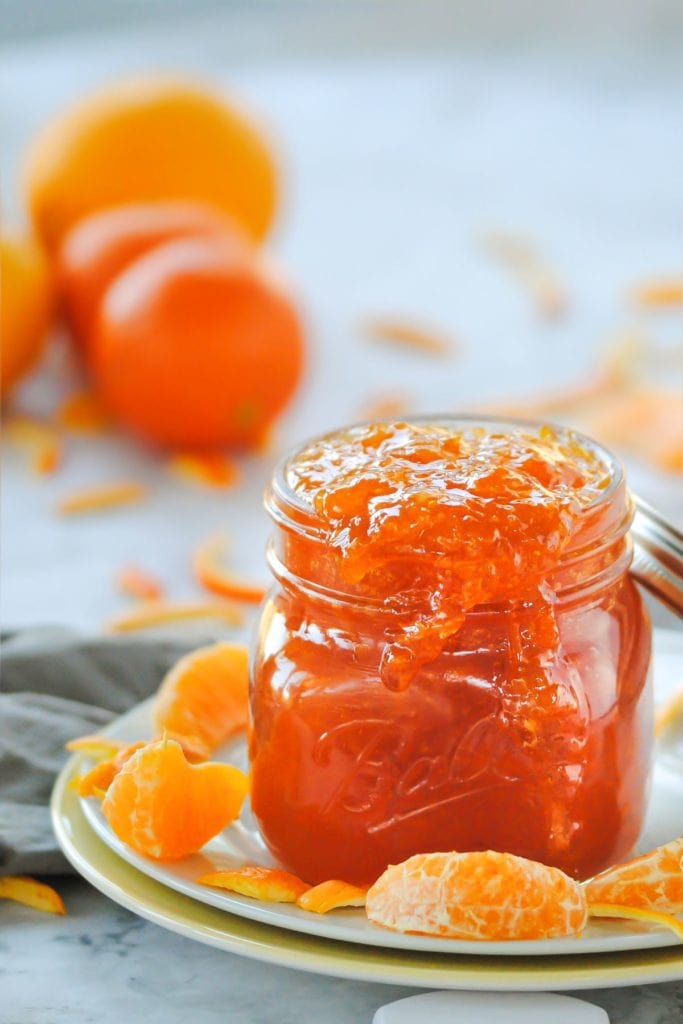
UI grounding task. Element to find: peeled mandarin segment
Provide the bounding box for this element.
[366,851,587,941]
[193,534,267,604]
[65,735,127,759]
[0,876,66,915]
[106,599,243,633]
[199,866,309,902]
[170,453,240,489]
[102,738,248,860]
[588,903,683,940]
[56,481,147,515]
[584,837,683,915]
[296,880,368,914]
[153,642,249,754]
[115,565,164,602]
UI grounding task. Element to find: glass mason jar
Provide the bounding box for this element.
[249,418,652,886]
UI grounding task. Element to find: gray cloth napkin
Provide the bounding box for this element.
[0,628,201,876]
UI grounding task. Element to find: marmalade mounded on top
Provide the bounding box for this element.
[250,420,652,885]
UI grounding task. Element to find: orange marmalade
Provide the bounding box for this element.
[250,419,652,885]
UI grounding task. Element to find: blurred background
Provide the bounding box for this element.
[1,0,682,633]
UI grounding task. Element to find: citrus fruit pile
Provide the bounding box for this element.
[2,76,304,451]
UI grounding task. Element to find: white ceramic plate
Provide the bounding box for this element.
[77,629,683,959]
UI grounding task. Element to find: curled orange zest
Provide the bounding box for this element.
[481,231,568,320]
[116,564,164,602]
[588,903,683,940]
[0,876,66,915]
[631,279,683,309]
[169,452,239,489]
[193,533,266,605]
[106,599,243,633]
[56,481,147,515]
[57,391,110,432]
[65,735,127,759]
[199,866,310,902]
[363,317,452,356]
[296,880,368,914]
[4,416,63,476]
[655,684,683,738]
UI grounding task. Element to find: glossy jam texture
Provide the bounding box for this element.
[286,422,612,690]
[250,421,652,885]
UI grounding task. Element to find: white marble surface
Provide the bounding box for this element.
[1,4,682,1021]
[2,880,682,1023]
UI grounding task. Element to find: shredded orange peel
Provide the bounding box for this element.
[116,564,164,602]
[169,452,239,489]
[363,317,452,357]
[106,599,244,633]
[481,231,568,320]
[56,480,147,515]
[655,684,683,739]
[0,876,66,915]
[193,533,267,605]
[4,415,63,476]
[630,278,683,309]
[65,735,127,760]
[296,880,368,914]
[199,866,310,903]
[588,903,683,939]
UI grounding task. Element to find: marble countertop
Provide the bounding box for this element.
[3,879,682,1023]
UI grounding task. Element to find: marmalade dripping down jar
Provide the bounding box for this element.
[249,418,653,886]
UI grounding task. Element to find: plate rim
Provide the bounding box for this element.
[51,742,683,990]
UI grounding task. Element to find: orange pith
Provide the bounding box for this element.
[584,837,683,915]
[153,642,249,755]
[199,866,309,902]
[102,737,247,860]
[365,851,587,941]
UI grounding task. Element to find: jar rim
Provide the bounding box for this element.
[266,413,628,542]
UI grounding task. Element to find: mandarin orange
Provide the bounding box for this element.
[1,235,54,397]
[25,76,278,253]
[92,236,304,448]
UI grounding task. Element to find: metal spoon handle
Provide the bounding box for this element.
[630,495,683,617]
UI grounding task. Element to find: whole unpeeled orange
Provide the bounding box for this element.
[24,76,278,254]
[58,200,249,354]
[92,235,304,449]
[1,235,54,398]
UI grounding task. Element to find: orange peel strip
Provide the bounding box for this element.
[106,599,244,633]
[56,391,110,433]
[655,684,683,738]
[588,903,683,939]
[56,481,147,516]
[193,533,266,605]
[169,452,240,489]
[363,317,452,356]
[65,735,127,759]
[199,866,310,903]
[0,876,66,915]
[631,279,683,309]
[4,416,63,476]
[357,392,412,421]
[296,880,368,914]
[116,564,164,602]
[481,231,568,319]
